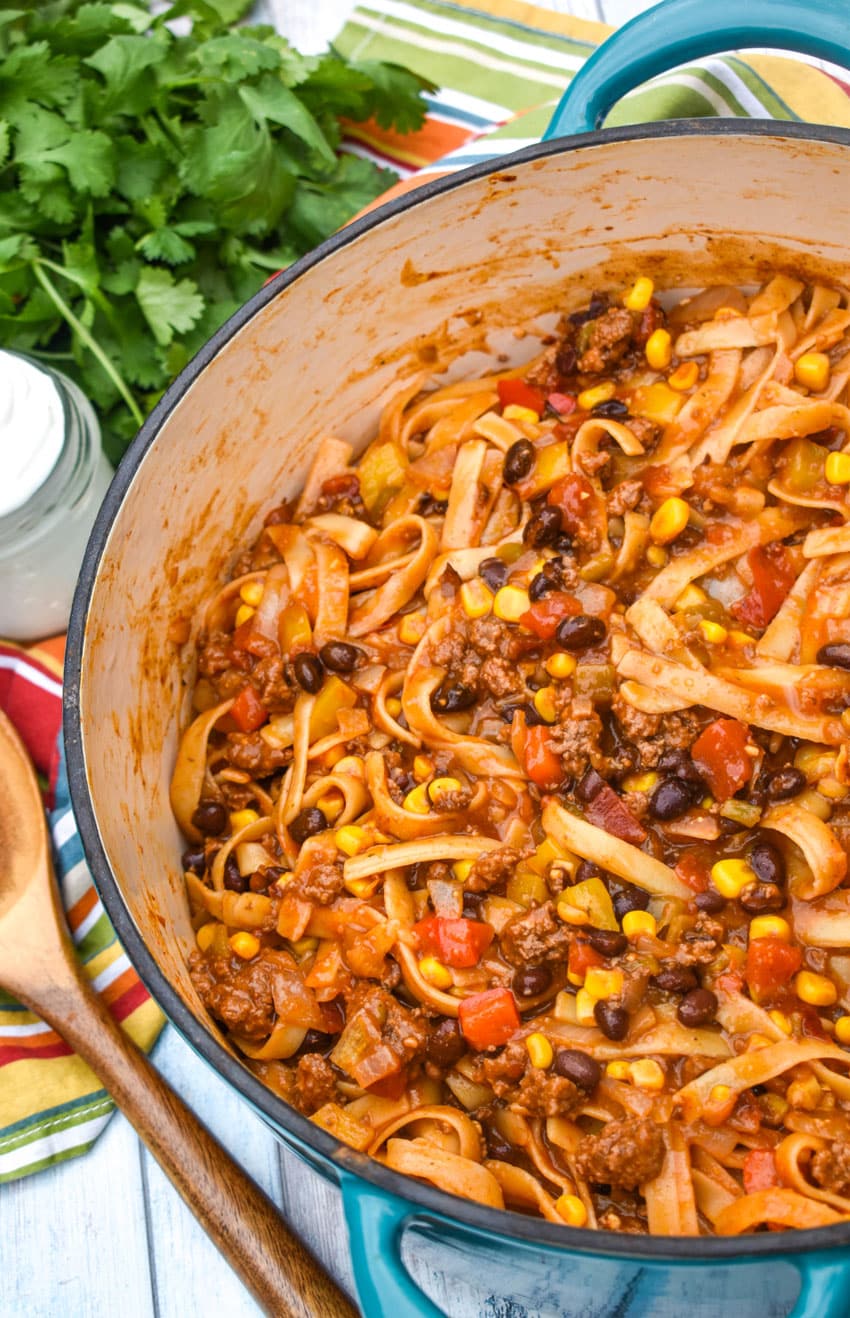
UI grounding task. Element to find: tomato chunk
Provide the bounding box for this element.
[732,545,797,630]
[547,472,603,535]
[523,725,565,789]
[568,939,605,981]
[691,717,752,801]
[745,937,802,1004]
[519,591,581,639]
[497,378,546,414]
[743,1149,781,1195]
[675,851,710,894]
[230,684,268,733]
[458,987,520,1050]
[413,916,494,969]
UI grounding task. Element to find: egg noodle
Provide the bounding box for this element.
[171,275,850,1235]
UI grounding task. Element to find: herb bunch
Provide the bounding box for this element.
[0,1,433,461]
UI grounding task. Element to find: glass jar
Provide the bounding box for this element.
[0,352,113,641]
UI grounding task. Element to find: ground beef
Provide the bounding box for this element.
[224,732,292,777]
[433,787,474,813]
[468,616,539,664]
[478,656,525,699]
[466,845,522,893]
[509,1067,582,1118]
[674,913,725,968]
[316,473,368,520]
[575,1118,665,1189]
[624,416,660,450]
[480,1039,528,1093]
[189,948,297,1040]
[811,1143,850,1196]
[578,308,634,375]
[289,862,345,906]
[548,702,605,778]
[294,1053,337,1114]
[249,655,293,710]
[611,699,702,771]
[607,478,645,517]
[500,901,571,967]
[197,629,234,678]
[346,982,429,1062]
[611,691,662,741]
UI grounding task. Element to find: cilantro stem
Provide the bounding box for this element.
[32,261,144,430]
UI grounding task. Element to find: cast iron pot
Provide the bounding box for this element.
[65,1,850,1313]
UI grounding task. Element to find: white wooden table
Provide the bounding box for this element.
[4,1,814,1314]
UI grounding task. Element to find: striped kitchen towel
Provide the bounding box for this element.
[0,640,163,1182]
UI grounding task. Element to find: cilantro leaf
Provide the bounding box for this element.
[193,33,280,81]
[289,153,397,248]
[348,59,434,132]
[85,33,168,114]
[137,227,196,264]
[0,120,9,168]
[135,264,204,346]
[239,75,336,169]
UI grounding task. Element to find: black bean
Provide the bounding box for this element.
[586,928,628,958]
[529,571,555,602]
[503,439,535,485]
[224,853,248,893]
[426,1018,466,1068]
[289,807,327,846]
[181,847,206,876]
[513,965,552,999]
[462,891,486,919]
[817,643,850,670]
[555,614,607,651]
[418,493,448,517]
[484,1124,526,1167]
[319,641,362,673]
[740,882,785,914]
[576,767,605,803]
[750,839,786,887]
[765,767,806,802]
[677,988,718,1028]
[292,1029,334,1060]
[431,682,477,713]
[648,778,694,821]
[612,885,650,921]
[651,965,698,994]
[479,557,508,593]
[523,505,563,549]
[553,1048,602,1091]
[191,799,228,836]
[554,534,574,555]
[500,700,544,727]
[656,749,704,784]
[591,398,629,418]
[569,295,608,326]
[594,1001,629,1041]
[292,651,324,693]
[555,344,577,375]
[695,888,726,914]
[576,860,602,883]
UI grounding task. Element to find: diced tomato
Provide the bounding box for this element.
[497,378,546,414]
[547,472,603,535]
[732,545,797,630]
[675,851,710,894]
[367,1068,409,1099]
[523,725,565,789]
[691,717,752,801]
[568,939,605,981]
[458,987,521,1050]
[745,937,802,1004]
[547,392,577,416]
[584,781,647,845]
[413,916,494,969]
[230,684,268,733]
[519,591,581,639]
[231,618,274,657]
[743,1149,781,1195]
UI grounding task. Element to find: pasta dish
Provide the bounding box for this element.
[171,275,850,1236]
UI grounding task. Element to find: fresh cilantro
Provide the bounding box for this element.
[0,0,432,463]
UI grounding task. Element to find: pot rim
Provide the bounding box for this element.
[65,115,850,1262]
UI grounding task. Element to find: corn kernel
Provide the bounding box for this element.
[403,783,432,815]
[699,619,729,645]
[229,931,260,960]
[460,578,494,619]
[746,1033,774,1052]
[645,328,672,371]
[428,776,463,805]
[818,776,848,801]
[835,1016,850,1045]
[795,970,838,1006]
[335,824,370,856]
[555,1193,588,1227]
[418,956,452,989]
[453,860,473,882]
[584,967,624,1000]
[503,403,539,424]
[239,580,264,607]
[650,497,690,545]
[229,808,259,832]
[545,652,577,680]
[711,858,756,899]
[234,603,255,628]
[674,584,707,610]
[795,351,831,393]
[729,629,754,648]
[533,686,558,724]
[494,584,531,622]
[750,916,791,943]
[196,922,218,952]
[344,875,381,899]
[668,360,700,391]
[526,1032,554,1069]
[333,753,364,777]
[769,1010,793,1036]
[413,755,435,782]
[762,1093,790,1123]
[622,910,657,940]
[787,1072,822,1110]
[629,1058,666,1091]
[316,791,344,822]
[398,611,426,645]
[825,452,850,485]
[577,381,616,412]
[385,696,402,718]
[710,1084,732,1105]
[606,1060,631,1080]
[623,276,654,312]
[622,772,659,793]
[575,987,597,1025]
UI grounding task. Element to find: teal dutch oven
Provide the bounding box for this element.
[66,0,850,1312]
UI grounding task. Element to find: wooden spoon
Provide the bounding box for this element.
[0,710,357,1318]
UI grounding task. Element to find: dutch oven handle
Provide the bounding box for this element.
[544,0,850,137]
[340,1175,445,1318]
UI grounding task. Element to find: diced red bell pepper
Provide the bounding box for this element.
[497,378,546,414]
[458,987,520,1050]
[519,591,581,639]
[584,781,647,845]
[745,937,802,1004]
[547,392,577,417]
[230,684,268,733]
[731,544,797,631]
[367,1069,409,1099]
[413,916,494,969]
[675,851,710,894]
[547,472,601,534]
[231,618,275,657]
[523,725,565,789]
[743,1149,782,1195]
[568,939,605,981]
[691,717,752,801]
